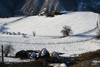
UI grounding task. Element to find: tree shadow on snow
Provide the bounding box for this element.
[23,35,29,38]
[71,34,97,38]
[1,26,9,31]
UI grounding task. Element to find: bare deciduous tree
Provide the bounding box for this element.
[61,26,72,36]
[3,44,14,57]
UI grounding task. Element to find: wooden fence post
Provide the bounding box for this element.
[2,45,4,67]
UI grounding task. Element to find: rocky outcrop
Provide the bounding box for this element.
[0,0,100,17]
[0,0,26,17]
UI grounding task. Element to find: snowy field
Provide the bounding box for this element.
[0,17,23,27]
[2,12,98,36]
[0,11,100,61]
[4,57,34,63]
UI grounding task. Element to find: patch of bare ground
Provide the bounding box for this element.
[69,49,100,67]
[69,59,100,67]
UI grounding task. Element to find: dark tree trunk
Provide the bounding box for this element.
[5,54,8,57]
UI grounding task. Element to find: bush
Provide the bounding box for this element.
[61,26,72,37]
[52,11,62,15]
[73,7,77,11]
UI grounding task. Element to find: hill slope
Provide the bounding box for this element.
[3,12,98,36]
[0,12,100,56]
[0,0,100,16]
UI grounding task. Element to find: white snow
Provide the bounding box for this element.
[0,11,100,62]
[0,17,22,27]
[60,63,67,67]
[53,64,60,67]
[4,57,33,63]
[2,12,98,36]
[0,17,22,23]
[49,63,60,67]
[91,60,100,65]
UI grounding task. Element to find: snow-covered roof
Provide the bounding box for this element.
[51,51,59,58]
[41,48,49,56]
[30,52,37,58]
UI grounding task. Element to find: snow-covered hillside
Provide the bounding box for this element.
[0,11,100,57]
[2,12,98,36]
[0,17,22,27]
